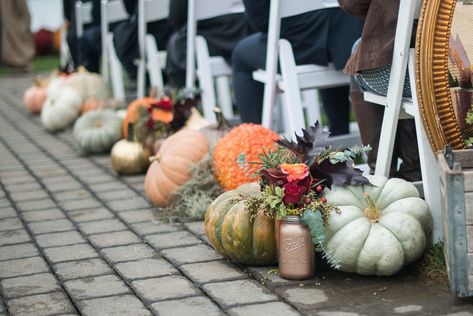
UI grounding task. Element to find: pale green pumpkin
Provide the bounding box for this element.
[324,175,433,276]
[73,109,122,154]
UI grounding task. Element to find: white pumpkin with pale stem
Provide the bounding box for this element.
[41,86,82,132]
[65,67,109,101]
[324,175,433,276]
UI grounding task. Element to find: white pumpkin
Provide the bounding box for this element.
[324,175,433,276]
[73,110,122,154]
[66,67,109,101]
[46,76,69,97]
[41,86,82,132]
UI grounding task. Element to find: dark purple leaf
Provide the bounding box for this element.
[310,160,369,188]
[276,121,330,164]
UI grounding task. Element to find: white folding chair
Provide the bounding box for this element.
[136,0,170,98]
[185,0,245,124]
[362,0,442,242]
[253,0,357,143]
[60,23,72,68]
[75,1,93,38]
[100,0,128,102]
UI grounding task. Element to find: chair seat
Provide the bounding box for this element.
[208,57,232,77]
[253,64,349,92]
[363,91,416,119]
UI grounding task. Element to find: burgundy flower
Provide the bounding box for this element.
[283,182,302,205]
[260,168,288,186]
[297,176,311,195]
[157,97,173,111]
[146,117,154,130]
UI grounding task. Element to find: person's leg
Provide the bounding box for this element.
[77,26,101,73]
[165,30,187,88]
[232,33,267,123]
[319,86,350,136]
[350,79,397,175]
[395,119,422,181]
[112,21,139,80]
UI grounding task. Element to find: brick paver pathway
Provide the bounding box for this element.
[1,75,473,315]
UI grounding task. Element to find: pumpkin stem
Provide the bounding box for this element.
[362,193,381,223]
[149,155,160,163]
[33,77,46,87]
[214,107,231,130]
[77,66,87,73]
[127,122,135,142]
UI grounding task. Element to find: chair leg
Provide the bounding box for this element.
[408,50,442,243]
[195,36,217,123]
[145,35,165,93]
[216,76,233,119]
[279,39,306,138]
[108,34,125,103]
[302,90,321,127]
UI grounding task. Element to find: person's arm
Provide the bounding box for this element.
[337,0,371,19]
[242,0,270,33]
[169,0,187,29]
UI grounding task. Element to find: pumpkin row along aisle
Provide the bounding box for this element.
[22,73,432,280]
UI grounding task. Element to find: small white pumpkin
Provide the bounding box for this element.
[41,86,82,132]
[66,67,109,101]
[73,109,122,154]
[324,175,433,276]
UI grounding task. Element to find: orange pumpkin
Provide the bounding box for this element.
[144,129,210,207]
[213,124,280,191]
[23,78,48,114]
[122,97,159,138]
[80,97,106,115]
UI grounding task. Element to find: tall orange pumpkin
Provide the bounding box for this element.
[213,124,280,191]
[144,129,209,207]
[122,97,159,138]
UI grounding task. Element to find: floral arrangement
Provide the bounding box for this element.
[241,122,371,268]
[133,88,200,145]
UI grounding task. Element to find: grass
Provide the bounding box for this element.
[0,55,60,76]
[415,241,449,285]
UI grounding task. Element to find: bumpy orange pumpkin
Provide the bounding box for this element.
[122,97,159,138]
[213,124,279,191]
[144,129,209,207]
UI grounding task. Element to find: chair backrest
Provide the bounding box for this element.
[137,0,170,97]
[138,0,170,56]
[279,0,338,18]
[75,1,93,38]
[261,0,339,127]
[185,0,245,88]
[101,0,128,25]
[100,0,128,81]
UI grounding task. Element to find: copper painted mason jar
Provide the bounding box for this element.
[278,215,315,280]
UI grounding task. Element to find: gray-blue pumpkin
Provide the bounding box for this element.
[73,109,122,154]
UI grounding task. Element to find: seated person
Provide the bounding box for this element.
[165,0,253,88]
[232,0,362,136]
[339,0,421,181]
[63,0,101,72]
[112,0,174,81]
